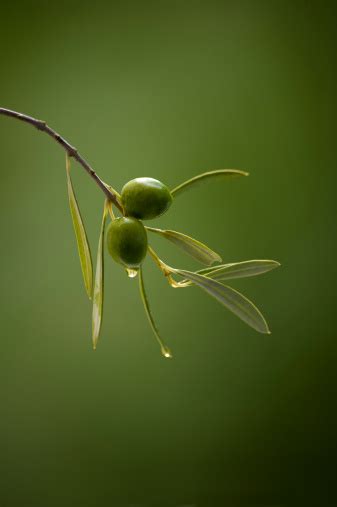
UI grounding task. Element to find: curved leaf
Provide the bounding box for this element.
[171,169,248,197]
[92,200,108,350]
[147,227,222,266]
[66,155,93,299]
[181,260,280,284]
[138,267,172,358]
[173,269,270,334]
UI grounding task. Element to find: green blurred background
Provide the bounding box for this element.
[1,1,336,505]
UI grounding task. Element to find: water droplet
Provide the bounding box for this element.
[161,345,173,359]
[126,267,139,278]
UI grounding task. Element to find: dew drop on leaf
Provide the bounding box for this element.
[126,267,139,278]
[161,345,173,359]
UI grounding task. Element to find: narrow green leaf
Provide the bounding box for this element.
[92,200,108,350]
[173,269,270,334]
[139,267,173,358]
[66,155,93,299]
[147,227,222,266]
[171,169,249,197]
[181,260,280,284]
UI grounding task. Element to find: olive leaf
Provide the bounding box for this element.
[92,200,109,350]
[139,267,172,358]
[65,154,93,299]
[146,227,222,266]
[180,260,280,285]
[171,169,249,197]
[172,268,270,334]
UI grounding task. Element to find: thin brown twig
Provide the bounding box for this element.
[0,107,123,213]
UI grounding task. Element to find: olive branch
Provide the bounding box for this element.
[0,107,280,358]
[0,108,123,212]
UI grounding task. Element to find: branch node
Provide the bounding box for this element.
[68,147,78,157]
[36,120,47,131]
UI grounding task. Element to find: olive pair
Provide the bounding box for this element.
[107,177,172,268]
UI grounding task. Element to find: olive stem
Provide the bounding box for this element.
[147,246,169,274]
[0,107,123,213]
[107,201,116,221]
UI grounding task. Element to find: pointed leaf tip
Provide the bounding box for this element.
[139,267,173,357]
[161,345,173,359]
[171,169,248,197]
[174,269,270,334]
[184,259,281,283]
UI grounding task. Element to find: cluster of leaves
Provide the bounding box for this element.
[66,156,279,358]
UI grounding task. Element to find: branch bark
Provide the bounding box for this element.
[0,107,123,212]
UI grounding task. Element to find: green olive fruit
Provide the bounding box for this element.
[106,217,148,268]
[121,177,173,220]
